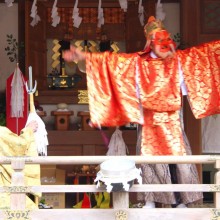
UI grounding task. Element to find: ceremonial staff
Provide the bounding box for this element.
[25,66,48,156]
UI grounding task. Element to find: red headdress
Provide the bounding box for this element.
[143,16,175,53]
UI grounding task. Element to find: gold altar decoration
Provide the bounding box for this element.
[47,75,75,88]
[51,39,61,69]
[89,40,98,52]
[78,90,88,104]
[74,39,120,56]
[74,40,98,54]
[111,42,120,53]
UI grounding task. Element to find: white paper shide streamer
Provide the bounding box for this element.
[118,0,127,12]
[30,0,41,27]
[106,128,129,156]
[51,0,60,27]
[72,0,82,28]
[97,0,104,28]
[10,66,25,118]
[138,0,144,26]
[156,0,166,21]
[5,0,14,7]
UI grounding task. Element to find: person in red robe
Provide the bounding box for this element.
[63,16,220,208]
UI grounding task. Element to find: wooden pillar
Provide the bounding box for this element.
[10,159,26,210]
[125,0,155,52]
[214,160,220,208]
[112,192,129,209]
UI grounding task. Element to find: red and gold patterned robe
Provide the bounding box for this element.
[85,40,220,156]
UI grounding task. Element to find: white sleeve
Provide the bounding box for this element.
[178,58,188,96]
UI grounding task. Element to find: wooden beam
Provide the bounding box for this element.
[0,0,179,4]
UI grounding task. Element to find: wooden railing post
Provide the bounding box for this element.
[10,158,26,210]
[112,192,129,220]
[112,192,129,209]
[214,159,220,208]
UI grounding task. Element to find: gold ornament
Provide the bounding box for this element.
[51,39,61,69]
[115,210,128,220]
[111,42,120,53]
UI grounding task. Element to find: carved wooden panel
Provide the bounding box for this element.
[180,0,220,45]
[46,7,126,41]
[201,0,220,34]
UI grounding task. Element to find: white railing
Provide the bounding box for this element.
[0,155,220,220]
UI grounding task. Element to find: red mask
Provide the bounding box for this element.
[152,30,176,52]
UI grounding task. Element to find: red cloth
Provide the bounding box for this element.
[6,73,28,134]
[85,40,220,156]
[81,193,91,208]
[178,40,220,118]
[73,176,79,185]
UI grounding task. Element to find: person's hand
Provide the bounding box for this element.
[63,45,86,62]
[26,120,38,133]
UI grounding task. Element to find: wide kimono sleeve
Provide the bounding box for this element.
[86,52,142,127]
[178,40,220,118]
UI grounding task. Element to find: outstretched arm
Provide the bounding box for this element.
[63,45,86,62]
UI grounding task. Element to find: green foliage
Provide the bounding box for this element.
[40,198,46,204]
[173,32,189,50]
[5,34,24,63]
[173,32,181,44]
[5,34,18,62]
[0,113,6,126]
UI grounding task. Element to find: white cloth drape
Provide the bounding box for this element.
[5,0,14,7]
[26,112,48,156]
[51,0,60,27]
[106,128,129,156]
[118,0,127,12]
[30,0,41,27]
[156,0,166,21]
[138,0,144,26]
[97,0,104,28]
[72,0,82,28]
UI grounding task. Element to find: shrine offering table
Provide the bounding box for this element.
[51,110,74,130]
